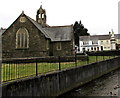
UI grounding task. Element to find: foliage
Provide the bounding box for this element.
[73,20,90,46]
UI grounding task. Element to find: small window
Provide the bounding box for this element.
[97,47,99,51]
[16,28,29,49]
[57,42,61,50]
[92,41,93,44]
[83,42,84,45]
[83,48,85,52]
[101,41,103,44]
[92,40,98,44]
[20,17,26,23]
[106,40,109,44]
[84,41,89,45]
[91,47,93,50]
[46,40,49,50]
[94,47,96,51]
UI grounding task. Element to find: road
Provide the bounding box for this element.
[59,68,120,97]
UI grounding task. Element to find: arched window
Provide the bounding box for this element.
[16,28,29,48]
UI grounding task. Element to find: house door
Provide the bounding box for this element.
[97,47,99,51]
[49,43,53,56]
[83,48,85,52]
[101,46,103,51]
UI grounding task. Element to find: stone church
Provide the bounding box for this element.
[2,6,75,58]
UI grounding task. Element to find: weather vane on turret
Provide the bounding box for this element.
[40,2,43,8]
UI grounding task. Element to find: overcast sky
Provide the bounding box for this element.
[0,0,119,35]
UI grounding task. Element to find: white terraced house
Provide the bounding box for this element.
[77,31,119,53]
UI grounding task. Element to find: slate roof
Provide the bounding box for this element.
[43,26,72,41]
[80,34,120,41]
[79,36,99,41]
[26,16,50,39]
[115,34,120,39]
[26,15,73,42]
[97,35,110,40]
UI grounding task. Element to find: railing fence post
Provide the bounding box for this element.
[59,56,61,70]
[87,56,89,64]
[36,59,38,76]
[96,56,98,62]
[75,53,77,66]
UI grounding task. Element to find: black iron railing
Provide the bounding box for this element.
[2,55,118,83]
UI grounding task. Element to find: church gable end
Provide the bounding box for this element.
[2,12,50,58]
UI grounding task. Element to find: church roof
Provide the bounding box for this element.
[26,15,73,42]
[26,16,50,39]
[43,26,72,41]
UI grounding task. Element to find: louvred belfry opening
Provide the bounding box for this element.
[36,5,47,27]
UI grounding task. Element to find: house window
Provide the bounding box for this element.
[92,40,98,44]
[57,42,61,50]
[16,28,29,49]
[94,47,96,51]
[88,49,89,51]
[97,47,99,51]
[83,42,84,45]
[101,41,103,44]
[106,40,109,44]
[84,41,89,45]
[91,47,93,50]
[83,48,85,52]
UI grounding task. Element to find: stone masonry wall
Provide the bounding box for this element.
[2,14,49,58]
[2,57,120,96]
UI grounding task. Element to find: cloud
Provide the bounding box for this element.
[0,0,119,34]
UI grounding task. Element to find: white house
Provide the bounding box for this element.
[78,31,117,53]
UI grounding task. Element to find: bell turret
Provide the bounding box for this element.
[36,5,47,27]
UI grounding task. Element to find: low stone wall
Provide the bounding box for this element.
[86,50,120,56]
[2,57,120,96]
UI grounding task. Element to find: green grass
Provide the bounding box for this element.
[2,56,116,82]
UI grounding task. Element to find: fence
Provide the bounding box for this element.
[2,55,118,83]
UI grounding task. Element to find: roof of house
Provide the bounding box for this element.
[79,34,120,41]
[96,35,111,40]
[79,35,101,41]
[26,15,73,42]
[115,34,120,39]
